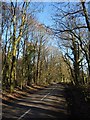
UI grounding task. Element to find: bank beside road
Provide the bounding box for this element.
[65,83,90,119]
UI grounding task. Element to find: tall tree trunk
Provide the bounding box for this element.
[81,1,90,82]
[10,43,17,92]
[10,3,16,92]
[72,36,80,85]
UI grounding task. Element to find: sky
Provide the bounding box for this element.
[35,2,59,47]
[35,1,90,27]
[36,2,54,27]
[1,0,90,2]
[2,1,90,52]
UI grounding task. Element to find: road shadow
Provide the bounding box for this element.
[2,83,69,119]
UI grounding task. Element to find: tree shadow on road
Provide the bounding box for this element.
[2,83,69,120]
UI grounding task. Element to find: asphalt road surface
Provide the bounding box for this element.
[2,83,69,120]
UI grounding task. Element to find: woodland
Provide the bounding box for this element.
[1,1,90,118]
